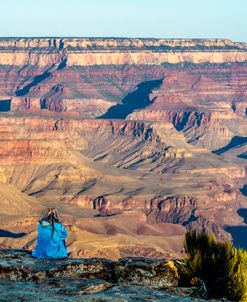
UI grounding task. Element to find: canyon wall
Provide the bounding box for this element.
[0,38,247,67]
[0,38,246,124]
[0,115,245,241]
[0,38,247,254]
[0,37,246,50]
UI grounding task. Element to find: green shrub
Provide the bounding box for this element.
[183,231,247,301]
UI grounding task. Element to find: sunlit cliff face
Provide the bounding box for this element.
[0,38,246,258]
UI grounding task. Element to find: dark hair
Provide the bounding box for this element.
[39,208,62,237]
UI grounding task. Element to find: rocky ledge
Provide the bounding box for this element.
[0,249,207,301]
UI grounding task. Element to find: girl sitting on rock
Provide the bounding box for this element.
[32,208,68,259]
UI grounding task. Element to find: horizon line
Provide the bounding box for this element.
[0,37,245,43]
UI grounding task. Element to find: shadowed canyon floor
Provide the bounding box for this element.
[0,38,247,258]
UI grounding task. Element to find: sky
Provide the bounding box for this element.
[0,0,246,41]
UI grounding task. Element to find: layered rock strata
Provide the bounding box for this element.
[0,115,245,249]
[0,38,246,120]
[0,38,246,255]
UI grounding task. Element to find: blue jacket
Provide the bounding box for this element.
[32,221,68,259]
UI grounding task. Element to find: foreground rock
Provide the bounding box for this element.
[0,249,206,301]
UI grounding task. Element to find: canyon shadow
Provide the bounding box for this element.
[99,78,163,119]
[0,229,26,238]
[225,208,247,249]
[213,136,247,155]
[0,99,11,112]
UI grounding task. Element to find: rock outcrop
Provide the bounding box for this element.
[0,249,201,301]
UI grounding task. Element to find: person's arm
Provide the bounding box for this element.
[55,223,68,240]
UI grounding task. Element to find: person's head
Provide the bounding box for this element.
[39,207,62,224]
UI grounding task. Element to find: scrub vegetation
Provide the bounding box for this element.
[183,231,247,301]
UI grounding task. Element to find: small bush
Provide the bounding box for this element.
[183,231,247,301]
